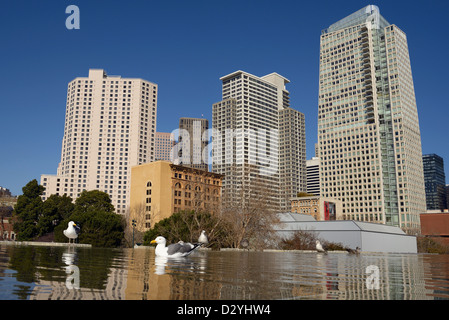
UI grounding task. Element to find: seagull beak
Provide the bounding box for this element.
[150,240,157,244]
[73,223,77,226]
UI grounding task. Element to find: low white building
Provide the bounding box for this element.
[276,212,417,253]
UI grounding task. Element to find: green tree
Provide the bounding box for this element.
[36,194,74,237]
[54,190,124,247]
[13,180,45,240]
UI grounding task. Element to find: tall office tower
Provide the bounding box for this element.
[155,132,175,161]
[318,5,426,234]
[423,154,447,211]
[212,70,306,212]
[306,157,320,196]
[177,117,209,171]
[41,69,158,214]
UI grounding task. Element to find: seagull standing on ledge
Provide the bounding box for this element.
[315,240,328,254]
[63,221,80,244]
[198,230,208,245]
[151,236,201,258]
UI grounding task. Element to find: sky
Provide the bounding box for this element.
[0,0,448,196]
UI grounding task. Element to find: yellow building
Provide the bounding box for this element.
[130,161,223,232]
[291,196,342,221]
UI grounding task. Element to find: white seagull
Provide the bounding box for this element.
[151,236,201,258]
[198,230,208,245]
[63,221,80,244]
[315,240,328,254]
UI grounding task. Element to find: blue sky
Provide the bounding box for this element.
[1,0,448,196]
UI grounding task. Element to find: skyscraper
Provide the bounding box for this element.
[177,117,209,171]
[41,69,158,214]
[423,154,447,211]
[212,70,306,212]
[306,157,320,196]
[155,132,175,161]
[317,5,426,234]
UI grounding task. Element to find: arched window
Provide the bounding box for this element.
[145,181,152,212]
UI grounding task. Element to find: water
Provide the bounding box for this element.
[1,244,449,300]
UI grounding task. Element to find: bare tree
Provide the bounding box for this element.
[220,164,281,249]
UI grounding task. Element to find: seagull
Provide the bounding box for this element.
[315,240,328,254]
[63,221,80,244]
[346,247,361,255]
[150,236,201,258]
[198,230,208,245]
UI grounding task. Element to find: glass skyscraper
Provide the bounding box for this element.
[317,5,426,234]
[423,154,447,211]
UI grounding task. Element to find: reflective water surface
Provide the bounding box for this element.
[1,244,448,300]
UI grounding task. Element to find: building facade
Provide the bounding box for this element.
[212,70,306,212]
[317,5,426,234]
[423,154,447,211]
[130,161,223,232]
[177,117,209,171]
[155,132,175,161]
[41,69,158,214]
[291,196,342,221]
[306,157,320,196]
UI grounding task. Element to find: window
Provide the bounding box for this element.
[145,181,152,211]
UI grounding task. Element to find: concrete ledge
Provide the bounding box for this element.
[0,241,91,248]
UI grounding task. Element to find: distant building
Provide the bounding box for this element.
[177,117,209,171]
[423,154,447,211]
[155,132,175,161]
[129,161,223,232]
[306,157,320,196]
[420,212,449,247]
[0,187,16,240]
[290,195,342,221]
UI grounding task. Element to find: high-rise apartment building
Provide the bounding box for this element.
[212,70,306,212]
[155,132,175,161]
[177,117,209,171]
[41,69,157,214]
[317,5,426,234]
[423,154,447,211]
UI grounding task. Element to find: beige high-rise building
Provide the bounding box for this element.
[318,5,426,234]
[212,70,306,212]
[41,69,157,214]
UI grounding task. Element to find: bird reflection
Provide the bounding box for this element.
[154,253,208,276]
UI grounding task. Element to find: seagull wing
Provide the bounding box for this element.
[167,242,201,256]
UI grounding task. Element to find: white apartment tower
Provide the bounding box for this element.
[41,69,157,214]
[212,70,306,212]
[318,5,426,233]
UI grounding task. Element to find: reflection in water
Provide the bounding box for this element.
[1,244,449,300]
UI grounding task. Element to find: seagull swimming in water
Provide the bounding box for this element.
[198,230,208,245]
[63,221,80,244]
[315,240,328,254]
[151,236,201,258]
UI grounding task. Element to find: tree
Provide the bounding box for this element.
[220,166,281,249]
[143,210,232,249]
[13,180,45,240]
[54,190,124,247]
[36,194,74,237]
